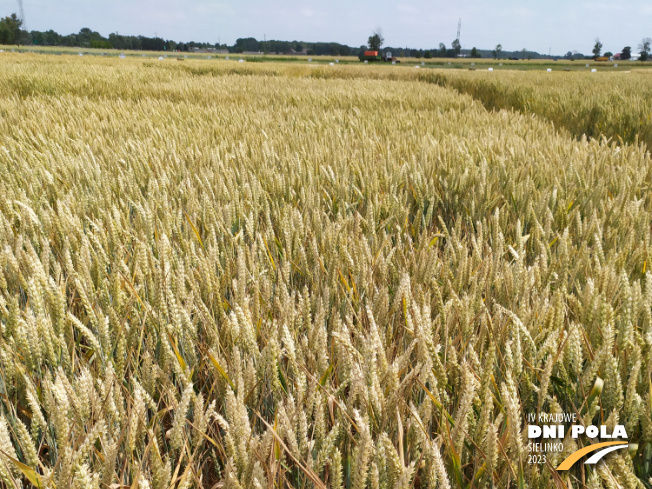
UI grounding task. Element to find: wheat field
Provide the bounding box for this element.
[0,53,650,488]
[424,69,652,148]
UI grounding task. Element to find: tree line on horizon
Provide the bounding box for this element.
[591,38,652,61]
[3,11,645,61]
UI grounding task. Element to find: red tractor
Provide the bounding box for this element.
[358,50,399,62]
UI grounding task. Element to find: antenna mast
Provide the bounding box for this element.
[17,0,25,28]
[456,18,461,44]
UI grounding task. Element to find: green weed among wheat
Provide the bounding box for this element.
[0,53,649,488]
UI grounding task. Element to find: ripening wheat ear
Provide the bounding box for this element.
[484,419,499,480]
[350,410,373,489]
[14,417,39,469]
[170,382,193,451]
[327,447,343,489]
[425,438,451,489]
[0,416,19,480]
[500,370,524,462]
[451,362,478,456]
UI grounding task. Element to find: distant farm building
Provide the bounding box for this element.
[613,52,641,61]
[190,47,229,54]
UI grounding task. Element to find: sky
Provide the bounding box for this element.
[12,0,652,55]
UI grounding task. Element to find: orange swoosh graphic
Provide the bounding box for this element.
[557,441,628,470]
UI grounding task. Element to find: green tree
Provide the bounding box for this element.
[233,37,259,53]
[438,42,446,57]
[592,38,602,58]
[470,47,481,58]
[492,43,502,59]
[30,30,44,45]
[424,50,432,59]
[621,46,631,60]
[0,13,22,45]
[604,51,613,58]
[367,29,384,51]
[451,38,461,56]
[639,38,651,61]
